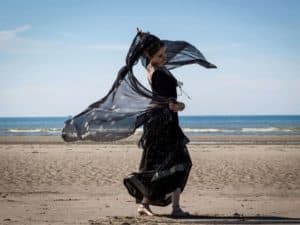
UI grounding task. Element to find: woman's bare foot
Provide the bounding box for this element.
[137,204,155,216]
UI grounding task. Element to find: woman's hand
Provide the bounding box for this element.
[169,101,185,112]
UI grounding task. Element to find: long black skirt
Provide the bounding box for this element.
[123,108,192,206]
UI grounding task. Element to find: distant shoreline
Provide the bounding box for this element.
[1,114,300,118]
[1,135,300,145]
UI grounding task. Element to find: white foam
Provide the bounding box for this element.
[46,128,62,133]
[9,129,42,133]
[183,128,221,133]
[242,127,279,132]
[9,128,62,134]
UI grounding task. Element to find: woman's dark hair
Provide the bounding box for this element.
[126,29,164,68]
[143,37,165,59]
[136,29,164,59]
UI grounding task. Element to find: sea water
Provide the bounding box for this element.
[0,115,300,136]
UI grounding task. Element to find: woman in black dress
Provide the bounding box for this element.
[62,28,216,217]
[123,32,192,217]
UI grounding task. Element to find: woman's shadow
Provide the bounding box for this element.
[158,213,300,224]
[88,214,300,225]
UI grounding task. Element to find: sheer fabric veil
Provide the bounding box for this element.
[61,31,216,142]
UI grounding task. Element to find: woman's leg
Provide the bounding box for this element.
[171,187,181,208]
[171,188,189,216]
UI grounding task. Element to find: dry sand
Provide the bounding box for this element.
[0,136,300,224]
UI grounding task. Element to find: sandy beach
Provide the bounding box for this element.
[0,136,300,225]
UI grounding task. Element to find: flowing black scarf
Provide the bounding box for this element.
[61,31,216,142]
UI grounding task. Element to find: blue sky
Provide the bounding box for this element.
[0,0,299,116]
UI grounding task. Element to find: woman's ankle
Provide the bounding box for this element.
[172,204,180,210]
[140,202,150,208]
[142,197,149,204]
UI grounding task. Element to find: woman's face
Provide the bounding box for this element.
[150,46,167,66]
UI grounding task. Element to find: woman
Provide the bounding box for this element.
[123,31,192,217]
[62,28,216,217]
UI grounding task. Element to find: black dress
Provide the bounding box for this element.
[123,67,192,206]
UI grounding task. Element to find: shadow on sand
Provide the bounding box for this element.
[89,214,300,225]
[158,214,300,224]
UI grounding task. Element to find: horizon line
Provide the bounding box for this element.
[0,114,300,118]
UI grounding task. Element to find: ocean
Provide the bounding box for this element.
[0,115,300,137]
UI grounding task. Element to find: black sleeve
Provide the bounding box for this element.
[151,70,176,98]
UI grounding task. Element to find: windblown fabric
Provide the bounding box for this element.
[123,67,192,206]
[61,37,216,142]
